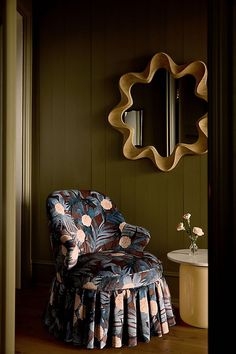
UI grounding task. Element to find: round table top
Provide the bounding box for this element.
[167,249,208,267]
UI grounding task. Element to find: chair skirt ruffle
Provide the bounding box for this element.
[44,276,176,349]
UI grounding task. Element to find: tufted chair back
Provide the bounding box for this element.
[47,190,126,269]
[47,189,152,275]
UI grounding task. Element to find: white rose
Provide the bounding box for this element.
[193,227,204,236]
[183,213,191,220]
[177,222,185,231]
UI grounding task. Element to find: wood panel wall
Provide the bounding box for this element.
[32,0,208,300]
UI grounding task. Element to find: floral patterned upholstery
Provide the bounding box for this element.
[44,189,176,349]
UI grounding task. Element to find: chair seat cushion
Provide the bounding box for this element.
[69,250,163,291]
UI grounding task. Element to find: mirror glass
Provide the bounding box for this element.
[108,52,208,172]
[125,69,208,157]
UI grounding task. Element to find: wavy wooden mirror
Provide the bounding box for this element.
[108,52,208,172]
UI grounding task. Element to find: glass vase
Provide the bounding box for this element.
[189,239,198,255]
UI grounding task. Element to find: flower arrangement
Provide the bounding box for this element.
[177,213,204,255]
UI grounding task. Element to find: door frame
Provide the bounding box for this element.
[18,0,32,288]
[0,0,32,352]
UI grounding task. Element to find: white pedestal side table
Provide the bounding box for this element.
[167,249,208,328]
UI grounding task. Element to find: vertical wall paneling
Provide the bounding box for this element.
[19,0,33,287]
[64,0,92,188]
[91,1,106,192]
[16,11,23,289]
[200,154,208,248]
[0,11,3,351]
[32,0,208,302]
[166,162,184,269]
[0,0,17,352]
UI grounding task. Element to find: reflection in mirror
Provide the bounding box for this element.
[178,75,208,144]
[108,52,208,172]
[127,69,208,157]
[123,109,143,147]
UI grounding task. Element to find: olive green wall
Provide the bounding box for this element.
[32,0,208,300]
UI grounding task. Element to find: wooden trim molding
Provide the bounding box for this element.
[164,270,179,278]
[208,0,236,351]
[0,0,17,353]
[0,19,3,354]
[108,52,208,172]
[32,260,55,285]
[18,0,33,288]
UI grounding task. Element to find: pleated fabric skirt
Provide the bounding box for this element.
[44,276,176,349]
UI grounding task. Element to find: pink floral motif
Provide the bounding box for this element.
[115,292,124,310]
[61,245,67,256]
[56,272,62,283]
[126,289,131,298]
[95,324,104,341]
[150,300,158,316]
[140,297,148,313]
[122,281,133,290]
[82,214,92,227]
[100,198,112,210]
[73,294,85,322]
[68,246,79,269]
[119,236,131,248]
[55,203,64,214]
[119,222,126,231]
[112,336,121,347]
[49,290,54,305]
[163,282,170,297]
[73,314,77,325]
[76,229,86,243]
[83,281,98,290]
[74,294,81,310]
[78,305,85,320]
[60,234,72,243]
[161,321,169,334]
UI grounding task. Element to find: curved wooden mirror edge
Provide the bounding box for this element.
[108,52,208,172]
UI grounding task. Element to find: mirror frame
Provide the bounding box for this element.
[108,52,208,172]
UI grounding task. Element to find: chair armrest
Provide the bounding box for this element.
[47,195,84,269]
[115,222,151,255]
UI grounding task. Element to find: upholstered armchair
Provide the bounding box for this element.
[44,189,175,349]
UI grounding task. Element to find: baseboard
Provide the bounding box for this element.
[164,270,179,278]
[164,271,179,302]
[171,297,179,308]
[32,259,54,286]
